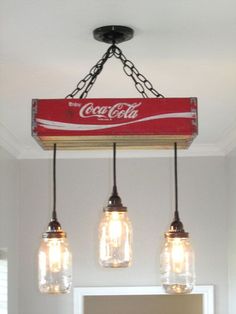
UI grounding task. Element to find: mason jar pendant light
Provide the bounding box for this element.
[98,143,133,268]
[160,142,195,294]
[38,144,72,294]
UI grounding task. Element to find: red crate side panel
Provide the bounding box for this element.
[33,98,197,137]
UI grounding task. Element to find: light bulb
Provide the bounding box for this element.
[108,212,123,246]
[38,222,72,294]
[160,235,195,294]
[170,238,185,273]
[99,210,132,268]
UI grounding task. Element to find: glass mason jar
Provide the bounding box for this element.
[38,234,72,294]
[160,236,195,294]
[99,210,132,268]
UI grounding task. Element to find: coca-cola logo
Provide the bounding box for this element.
[68,102,140,120]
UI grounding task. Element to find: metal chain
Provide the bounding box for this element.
[112,45,164,98]
[65,46,114,99]
[66,44,164,99]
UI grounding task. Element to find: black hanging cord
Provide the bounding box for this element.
[111,26,116,46]
[112,142,118,196]
[52,143,57,220]
[107,142,125,209]
[174,142,180,222]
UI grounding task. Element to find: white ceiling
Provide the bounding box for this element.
[1,0,236,158]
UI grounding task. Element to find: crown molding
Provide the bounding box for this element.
[0,123,22,158]
[17,143,225,159]
[216,122,236,156]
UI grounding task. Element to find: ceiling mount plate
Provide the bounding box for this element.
[93,25,134,44]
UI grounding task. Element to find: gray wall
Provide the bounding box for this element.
[226,149,236,314]
[19,157,228,314]
[0,147,19,314]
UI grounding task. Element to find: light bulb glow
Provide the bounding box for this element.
[48,239,62,272]
[160,236,195,294]
[170,238,186,273]
[38,236,72,294]
[108,212,123,247]
[99,210,132,268]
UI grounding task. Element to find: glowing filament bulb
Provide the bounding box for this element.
[171,238,185,273]
[108,212,122,246]
[48,239,62,272]
[38,235,72,294]
[99,210,132,268]
[160,236,195,294]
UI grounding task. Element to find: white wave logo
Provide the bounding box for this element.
[37,112,196,131]
[78,102,140,120]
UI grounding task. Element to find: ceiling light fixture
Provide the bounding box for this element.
[38,144,72,294]
[32,25,198,293]
[98,143,132,267]
[160,142,195,294]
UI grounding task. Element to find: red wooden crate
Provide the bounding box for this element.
[32,98,198,150]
